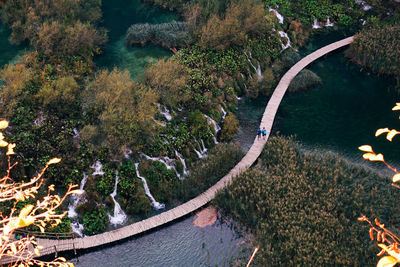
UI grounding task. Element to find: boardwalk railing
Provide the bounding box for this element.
[0,36,354,265]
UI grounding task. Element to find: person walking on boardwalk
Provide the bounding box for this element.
[257,128,262,139]
[262,127,267,140]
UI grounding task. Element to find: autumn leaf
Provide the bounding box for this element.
[0,140,8,147]
[377,256,397,267]
[6,143,16,155]
[363,153,384,162]
[387,130,400,141]
[19,205,34,217]
[393,173,400,183]
[0,120,9,129]
[359,145,373,152]
[376,128,390,137]
[47,158,61,165]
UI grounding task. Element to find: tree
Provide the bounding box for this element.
[0,120,80,266]
[358,102,400,267]
[81,68,158,157]
[142,58,190,107]
[199,0,269,50]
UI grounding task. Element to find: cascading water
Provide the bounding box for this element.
[325,17,334,27]
[73,128,80,141]
[256,61,263,81]
[135,163,165,210]
[194,148,204,159]
[91,161,105,175]
[68,173,88,237]
[205,115,221,133]
[244,52,257,73]
[159,104,172,121]
[201,139,208,154]
[108,172,128,226]
[312,19,322,29]
[269,8,284,24]
[141,153,182,179]
[278,31,292,51]
[221,107,227,120]
[355,0,372,11]
[175,150,188,177]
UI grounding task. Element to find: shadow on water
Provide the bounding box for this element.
[95,0,179,78]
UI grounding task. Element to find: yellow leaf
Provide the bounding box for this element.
[17,216,35,228]
[0,140,8,147]
[34,247,40,256]
[358,145,373,152]
[47,158,61,165]
[6,143,15,155]
[0,120,8,129]
[10,243,17,254]
[19,204,34,218]
[376,128,390,137]
[378,244,400,260]
[377,256,397,267]
[393,104,400,110]
[69,189,83,195]
[364,153,384,162]
[38,225,45,233]
[387,130,400,141]
[393,173,400,183]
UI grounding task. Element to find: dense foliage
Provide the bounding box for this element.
[126,21,192,49]
[214,136,400,265]
[347,24,400,87]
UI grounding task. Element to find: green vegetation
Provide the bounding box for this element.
[347,24,400,87]
[126,21,192,49]
[214,136,400,265]
[288,69,322,92]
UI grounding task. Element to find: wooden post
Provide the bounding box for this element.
[54,245,58,258]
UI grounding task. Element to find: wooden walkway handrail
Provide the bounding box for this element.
[0,36,354,265]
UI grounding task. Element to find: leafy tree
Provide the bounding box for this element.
[142,58,191,107]
[199,0,270,50]
[220,113,239,141]
[82,68,158,157]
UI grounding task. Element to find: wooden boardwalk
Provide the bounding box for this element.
[0,36,354,265]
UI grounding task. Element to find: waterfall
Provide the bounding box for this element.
[135,163,165,210]
[205,115,221,133]
[312,19,322,29]
[175,150,188,177]
[256,61,263,81]
[159,104,172,121]
[90,161,105,176]
[269,8,284,24]
[355,0,372,11]
[213,136,219,145]
[278,31,292,50]
[68,173,88,237]
[221,107,227,120]
[201,139,208,154]
[194,148,204,159]
[73,128,80,141]
[244,52,257,72]
[240,73,248,93]
[108,172,128,226]
[325,16,334,27]
[141,153,182,179]
[123,148,133,159]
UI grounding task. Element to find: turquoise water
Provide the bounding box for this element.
[274,36,399,170]
[96,0,179,78]
[71,215,248,267]
[0,23,25,67]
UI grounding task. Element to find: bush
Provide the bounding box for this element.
[83,206,108,235]
[214,136,400,265]
[288,69,322,92]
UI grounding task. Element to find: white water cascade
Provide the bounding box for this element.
[244,52,257,73]
[159,104,172,121]
[68,173,88,237]
[90,161,105,176]
[175,150,188,177]
[221,107,227,120]
[269,8,284,24]
[355,0,372,11]
[194,148,204,159]
[325,17,334,27]
[312,19,322,29]
[135,163,165,210]
[278,31,292,51]
[108,172,128,226]
[73,128,80,141]
[256,62,263,81]
[205,115,221,133]
[240,73,248,94]
[141,153,182,179]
